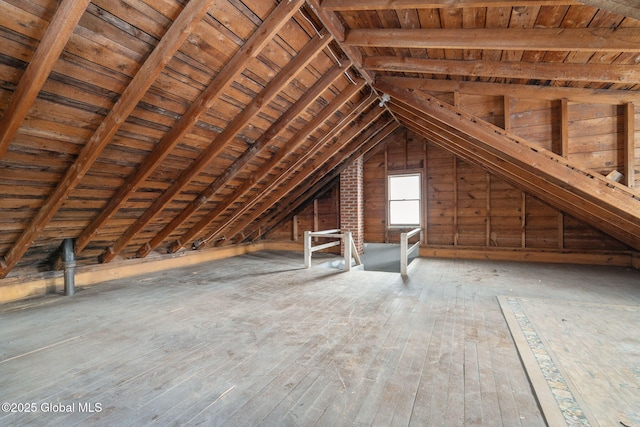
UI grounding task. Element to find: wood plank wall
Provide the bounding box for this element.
[268,94,636,263]
[364,132,630,253]
[267,185,339,244]
[360,92,636,257]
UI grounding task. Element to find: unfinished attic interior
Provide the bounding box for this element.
[1,0,639,425]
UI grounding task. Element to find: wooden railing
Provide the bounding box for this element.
[400,228,423,276]
[304,229,362,272]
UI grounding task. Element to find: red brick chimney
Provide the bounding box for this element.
[340,156,364,255]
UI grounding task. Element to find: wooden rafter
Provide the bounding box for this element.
[167,79,368,252]
[305,0,374,84]
[134,34,339,257]
[0,0,91,159]
[374,78,640,250]
[246,117,398,242]
[344,28,640,52]
[624,103,636,188]
[362,57,640,85]
[98,0,306,263]
[75,3,313,255]
[320,0,579,10]
[376,76,640,104]
[218,99,386,245]
[0,0,217,278]
[251,121,401,240]
[140,61,353,257]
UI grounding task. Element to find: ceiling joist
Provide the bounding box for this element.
[376,76,640,104]
[306,0,374,83]
[345,28,640,52]
[320,0,579,10]
[363,56,640,85]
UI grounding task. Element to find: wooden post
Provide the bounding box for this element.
[624,102,635,188]
[521,194,526,248]
[313,199,319,242]
[486,173,491,247]
[401,232,408,276]
[384,145,389,243]
[423,138,428,245]
[344,232,352,272]
[557,99,568,248]
[292,215,298,241]
[453,157,458,246]
[560,98,569,158]
[404,128,409,170]
[504,96,511,131]
[558,213,564,249]
[304,231,312,268]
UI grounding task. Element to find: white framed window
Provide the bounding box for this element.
[388,173,421,227]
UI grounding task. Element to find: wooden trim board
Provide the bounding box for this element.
[1,241,635,304]
[419,246,636,267]
[0,242,270,304]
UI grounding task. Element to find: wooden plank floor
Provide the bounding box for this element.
[1,251,638,426]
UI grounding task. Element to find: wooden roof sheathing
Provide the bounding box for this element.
[0,0,639,277]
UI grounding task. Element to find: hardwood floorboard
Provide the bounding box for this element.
[350,299,416,426]
[475,302,502,427]
[408,299,447,425]
[370,300,417,426]
[464,341,482,426]
[1,251,638,426]
[389,292,435,427]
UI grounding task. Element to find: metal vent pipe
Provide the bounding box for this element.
[61,238,75,296]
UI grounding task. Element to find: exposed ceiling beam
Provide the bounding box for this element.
[76,7,319,255]
[363,56,640,84]
[0,0,217,278]
[97,0,307,263]
[168,79,368,253]
[320,0,579,10]
[305,0,374,84]
[374,79,640,250]
[344,28,640,52]
[0,0,91,159]
[578,0,640,21]
[306,0,402,129]
[135,43,345,258]
[218,99,386,245]
[377,76,640,104]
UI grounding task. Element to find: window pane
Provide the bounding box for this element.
[390,200,420,225]
[389,175,420,199]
